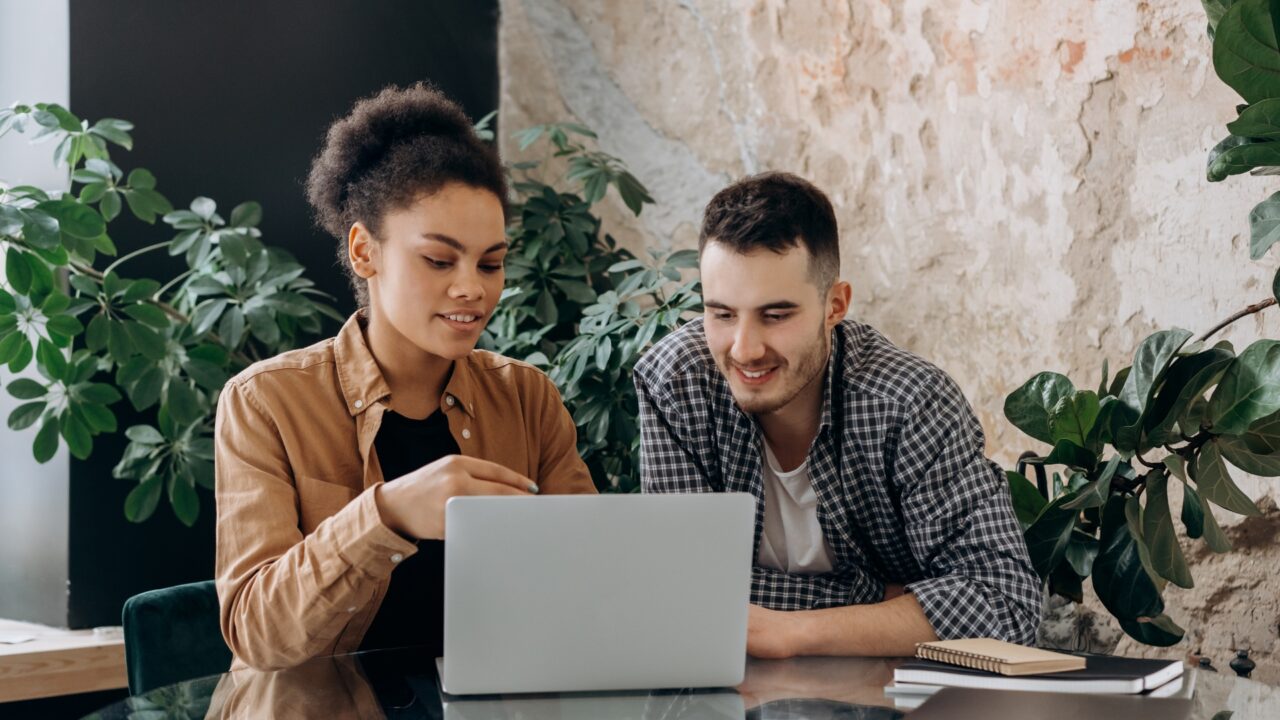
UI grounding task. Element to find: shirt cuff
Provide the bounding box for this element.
[906,574,1000,641]
[330,484,420,577]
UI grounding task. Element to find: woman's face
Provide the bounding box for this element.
[350,182,507,360]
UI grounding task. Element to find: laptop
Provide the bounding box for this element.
[437,493,755,695]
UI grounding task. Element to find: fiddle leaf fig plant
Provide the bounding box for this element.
[1007,0,1280,647]
[0,102,344,526]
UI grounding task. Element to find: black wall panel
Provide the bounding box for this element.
[67,0,498,628]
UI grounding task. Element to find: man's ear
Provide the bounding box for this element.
[348,222,378,280]
[826,280,851,328]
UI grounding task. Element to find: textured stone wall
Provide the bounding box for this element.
[500,0,1280,681]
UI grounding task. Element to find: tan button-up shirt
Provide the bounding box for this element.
[215,312,596,671]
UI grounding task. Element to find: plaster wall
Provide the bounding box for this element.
[501,0,1280,682]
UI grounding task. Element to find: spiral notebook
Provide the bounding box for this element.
[914,638,1086,676]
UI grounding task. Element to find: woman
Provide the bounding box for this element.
[214,83,596,671]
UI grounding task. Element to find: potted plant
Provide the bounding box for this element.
[1006,0,1280,649]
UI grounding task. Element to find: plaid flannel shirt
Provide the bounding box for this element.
[633,318,1041,644]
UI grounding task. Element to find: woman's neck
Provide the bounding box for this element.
[364,310,454,420]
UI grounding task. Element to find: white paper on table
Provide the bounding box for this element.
[0,633,37,644]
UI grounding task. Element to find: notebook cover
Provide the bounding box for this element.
[916,638,1083,665]
[916,638,1085,675]
[908,687,1192,720]
[894,655,1183,694]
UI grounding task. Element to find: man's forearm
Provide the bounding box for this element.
[792,593,939,656]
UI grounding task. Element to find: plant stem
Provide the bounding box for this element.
[102,241,171,278]
[1176,429,1213,459]
[70,261,103,280]
[1197,297,1278,342]
[1134,453,1163,470]
[154,268,194,299]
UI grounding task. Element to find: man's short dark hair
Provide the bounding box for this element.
[698,172,840,290]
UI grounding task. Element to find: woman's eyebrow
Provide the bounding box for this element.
[420,233,508,254]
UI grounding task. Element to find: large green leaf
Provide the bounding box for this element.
[1208,340,1280,434]
[1181,478,1206,539]
[123,320,166,361]
[1064,532,1099,578]
[1249,191,1280,262]
[1041,439,1097,471]
[165,381,203,427]
[1192,441,1263,516]
[1004,372,1074,445]
[1144,348,1234,446]
[8,401,46,431]
[1201,486,1235,552]
[1119,329,1193,414]
[5,247,33,294]
[38,197,104,240]
[1023,493,1080,580]
[1119,613,1186,646]
[124,478,163,523]
[1113,329,1192,451]
[59,412,92,459]
[1143,472,1194,588]
[1049,390,1100,449]
[169,476,199,527]
[1049,561,1084,603]
[1218,405,1280,473]
[1234,406,1280,452]
[1229,97,1280,139]
[1125,494,1167,593]
[1092,496,1164,621]
[1219,434,1280,475]
[1062,455,1122,510]
[7,378,48,400]
[32,417,60,463]
[1207,135,1280,181]
[1006,470,1047,528]
[1214,0,1280,104]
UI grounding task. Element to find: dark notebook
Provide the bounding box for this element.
[894,655,1184,695]
[909,687,1192,719]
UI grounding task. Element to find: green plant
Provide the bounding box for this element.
[478,121,702,492]
[1005,0,1280,647]
[0,102,343,526]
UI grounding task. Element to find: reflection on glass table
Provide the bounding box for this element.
[80,648,1278,719]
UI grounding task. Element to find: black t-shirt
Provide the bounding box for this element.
[358,408,459,655]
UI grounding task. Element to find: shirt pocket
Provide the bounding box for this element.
[295,475,359,534]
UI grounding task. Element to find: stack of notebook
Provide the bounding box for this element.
[885,639,1190,710]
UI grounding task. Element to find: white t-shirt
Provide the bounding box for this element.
[756,440,835,574]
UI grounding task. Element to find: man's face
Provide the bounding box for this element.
[700,241,845,415]
[356,183,508,360]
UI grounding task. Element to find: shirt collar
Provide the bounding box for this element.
[332,310,476,418]
[818,325,842,434]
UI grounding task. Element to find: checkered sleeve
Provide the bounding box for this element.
[634,366,720,493]
[750,566,885,610]
[896,374,1042,644]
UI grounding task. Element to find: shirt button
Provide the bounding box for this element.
[346,606,357,613]
[354,399,364,409]
[390,553,404,564]
[461,429,471,440]
[446,396,456,407]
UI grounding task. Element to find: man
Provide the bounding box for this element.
[634,172,1040,658]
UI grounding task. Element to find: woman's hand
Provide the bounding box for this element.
[375,455,537,540]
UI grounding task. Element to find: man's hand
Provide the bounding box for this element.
[375,455,538,540]
[747,604,803,659]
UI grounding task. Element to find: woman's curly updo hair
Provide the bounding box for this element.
[306,82,508,305]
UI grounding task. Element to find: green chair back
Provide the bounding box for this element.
[122,580,232,695]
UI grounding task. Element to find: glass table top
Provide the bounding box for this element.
[82,649,1279,719]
